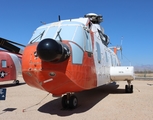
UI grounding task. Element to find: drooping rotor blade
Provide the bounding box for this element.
[120,36,123,59]
[120,46,123,59]
[0,37,25,54]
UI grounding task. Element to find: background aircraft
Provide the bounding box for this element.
[0,37,24,85]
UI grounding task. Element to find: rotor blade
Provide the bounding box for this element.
[0,37,25,47]
[121,48,123,59]
[120,36,123,59]
[0,37,25,54]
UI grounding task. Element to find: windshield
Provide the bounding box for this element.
[29,21,92,52]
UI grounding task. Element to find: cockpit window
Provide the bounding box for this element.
[85,30,92,52]
[29,27,46,44]
[30,30,45,44]
[29,21,92,52]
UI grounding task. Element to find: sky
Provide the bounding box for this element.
[0,0,153,66]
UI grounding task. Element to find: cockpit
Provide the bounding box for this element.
[29,21,92,53]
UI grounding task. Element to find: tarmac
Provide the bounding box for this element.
[0,76,153,120]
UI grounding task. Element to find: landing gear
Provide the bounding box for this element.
[125,80,133,93]
[62,95,68,108]
[61,93,78,109]
[13,80,20,85]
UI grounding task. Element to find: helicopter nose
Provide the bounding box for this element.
[36,38,70,62]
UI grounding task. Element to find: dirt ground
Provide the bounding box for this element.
[0,77,153,120]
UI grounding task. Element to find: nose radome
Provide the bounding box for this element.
[36,38,70,63]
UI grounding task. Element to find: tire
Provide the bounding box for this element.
[15,80,19,85]
[62,95,68,109]
[130,85,133,93]
[13,80,20,85]
[125,85,128,93]
[69,95,78,109]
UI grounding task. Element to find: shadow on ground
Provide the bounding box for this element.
[0,108,17,115]
[38,82,125,116]
[0,82,25,88]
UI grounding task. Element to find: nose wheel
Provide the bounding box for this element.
[13,80,20,85]
[61,93,78,109]
[125,80,133,93]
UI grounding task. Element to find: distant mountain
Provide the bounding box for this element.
[134,65,153,72]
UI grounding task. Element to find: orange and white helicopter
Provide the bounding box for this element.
[0,38,24,85]
[5,13,134,108]
[21,13,135,108]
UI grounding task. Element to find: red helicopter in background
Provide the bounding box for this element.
[0,37,24,85]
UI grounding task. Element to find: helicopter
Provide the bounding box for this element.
[0,37,24,85]
[1,13,135,109]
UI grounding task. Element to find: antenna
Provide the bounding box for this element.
[58,15,61,21]
[40,21,46,25]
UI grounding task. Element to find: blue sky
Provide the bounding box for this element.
[0,0,153,66]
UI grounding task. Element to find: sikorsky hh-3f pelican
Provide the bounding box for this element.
[2,13,135,108]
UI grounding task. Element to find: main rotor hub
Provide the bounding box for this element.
[84,13,103,24]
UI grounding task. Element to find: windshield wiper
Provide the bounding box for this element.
[30,30,45,44]
[55,28,62,42]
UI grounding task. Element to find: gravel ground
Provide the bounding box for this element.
[0,77,153,120]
